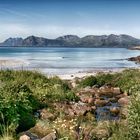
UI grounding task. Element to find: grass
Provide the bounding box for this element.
[128,92,140,139]
[0,69,140,139]
[0,124,15,140]
[78,69,140,94]
[0,70,78,134]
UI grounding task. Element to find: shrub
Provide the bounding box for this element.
[80,76,97,87]
[128,92,140,139]
[114,69,140,94]
[0,88,36,132]
[107,121,128,140]
[0,124,15,140]
[96,73,115,86]
[0,70,78,133]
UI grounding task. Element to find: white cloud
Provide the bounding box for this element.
[0,23,139,42]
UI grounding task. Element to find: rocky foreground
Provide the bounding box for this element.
[0,69,139,140]
[19,85,129,140]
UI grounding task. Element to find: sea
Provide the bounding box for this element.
[0,47,139,75]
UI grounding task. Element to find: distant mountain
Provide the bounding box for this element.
[0,37,23,46]
[0,34,140,47]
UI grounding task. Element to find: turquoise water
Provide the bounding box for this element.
[0,47,139,74]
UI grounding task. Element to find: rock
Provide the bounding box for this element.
[19,135,31,140]
[92,85,99,88]
[71,102,92,115]
[116,94,125,99]
[124,92,128,96]
[128,56,140,63]
[91,106,96,110]
[98,86,121,97]
[22,132,40,140]
[98,86,114,97]
[67,108,75,116]
[39,109,55,120]
[41,132,57,140]
[71,81,76,88]
[95,99,108,107]
[109,97,118,103]
[80,96,89,103]
[88,97,94,104]
[84,86,92,91]
[113,87,121,95]
[53,102,94,117]
[118,97,129,106]
[76,91,94,103]
[91,122,109,139]
[110,107,120,115]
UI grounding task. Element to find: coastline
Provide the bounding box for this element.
[54,68,126,80]
[0,59,27,68]
[0,59,137,80]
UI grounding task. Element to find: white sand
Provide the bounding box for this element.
[0,59,131,80]
[57,69,125,80]
[0,59,25,67]
[58,72,96,80]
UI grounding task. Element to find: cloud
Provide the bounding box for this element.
[4,9,29,18]
[0,23,139,42]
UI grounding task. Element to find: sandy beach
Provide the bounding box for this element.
[57,68,125,80]
[0,59,26,68]
[0,58,137,81]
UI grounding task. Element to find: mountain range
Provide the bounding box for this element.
[0,34,140,47]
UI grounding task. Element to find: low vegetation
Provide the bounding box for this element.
[78,69,140,94]
[0,69,140,139]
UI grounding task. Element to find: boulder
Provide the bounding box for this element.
[109,97,118,103]
[118,97,129,106]
[39,109,55,120]
[41,133,57,140]
[84,86,92,91]
[112,87,121,95]
[71,102,92,115]
[53,102,94,117]
[110,107,120,115]
[128,56,140,63]
[19,132,40,140]
[98,86,114,97]
[88,97,94,104]
[19,135,31,140]
[116,94,125,99]
[76,91,94,103]
[98,86,121,97]
[95,99,108,107]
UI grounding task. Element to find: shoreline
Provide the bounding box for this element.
[0,59,139,80]
[0,59,25,67]
[55,68,126,80]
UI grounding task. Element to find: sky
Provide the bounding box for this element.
[0,0,140,41]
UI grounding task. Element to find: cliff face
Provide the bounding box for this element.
[1,34,140,47]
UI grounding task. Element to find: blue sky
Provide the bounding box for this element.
[0,0,140,41]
